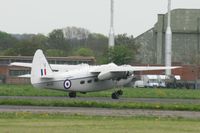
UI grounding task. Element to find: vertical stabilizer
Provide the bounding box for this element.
[31,49,53,85]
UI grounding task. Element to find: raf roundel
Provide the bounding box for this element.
[63,79,71,89]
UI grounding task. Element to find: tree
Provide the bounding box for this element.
[45,49,66,57]
[105,45,134,65]
[48,29,69,51]
[3,33,48,56]
[15,40,40,56]
[86,33,108,53]
[73,48,94,57]
[115,34,134,45]
[115,33,139,51]
[3,48,17,56]
[0,31,17,52]
[63,27,90,40]
[31,34,48,49]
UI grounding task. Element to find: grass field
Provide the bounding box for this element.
[0,113,200,133]
[1,84,200,99]
[1,85,200,133]
[1,98,200,111]
[1,84,200,110]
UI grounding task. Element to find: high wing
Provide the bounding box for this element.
[90,63,180,80]
[10,62,180,81]
[90,63,179,72]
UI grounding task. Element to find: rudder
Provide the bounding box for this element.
[31,49,53,85]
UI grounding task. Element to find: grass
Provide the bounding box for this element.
[0,84,66,97]
[1,84,200,111]
[0,98,200,111]
[0,113,200,133]
[1,84,200,99]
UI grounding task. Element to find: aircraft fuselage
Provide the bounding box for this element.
[32,67,133,92]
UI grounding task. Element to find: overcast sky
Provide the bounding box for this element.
[0,0,200,37]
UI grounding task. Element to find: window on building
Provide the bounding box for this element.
[0,59,10,65]
[9,70,30,77]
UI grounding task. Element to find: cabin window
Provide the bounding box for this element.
[87,80,92,83]
[80,80,85,84]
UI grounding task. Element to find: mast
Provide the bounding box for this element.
[165,0,172,75]
[109,0,115,48]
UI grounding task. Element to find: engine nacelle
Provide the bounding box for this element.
[98,71,114,80]
[122,71,133,79]
[98,71,134,81]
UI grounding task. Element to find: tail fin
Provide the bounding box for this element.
[31,49,53,85]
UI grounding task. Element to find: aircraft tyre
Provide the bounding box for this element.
[117,90,123,95]
[69,92,76,98]
[112,92,119,99]
[112,90,123,99]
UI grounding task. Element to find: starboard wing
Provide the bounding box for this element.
[90,63,180,80]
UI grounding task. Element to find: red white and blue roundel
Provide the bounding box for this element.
[63,79,71,89]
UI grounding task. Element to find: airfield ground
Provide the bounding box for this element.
[0,113,200,133]
[1,84,200,99]
[0,84,200,133]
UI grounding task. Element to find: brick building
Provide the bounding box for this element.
[134,64,200,81]
[0,56,96,84]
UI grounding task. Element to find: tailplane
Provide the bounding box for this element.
[31,49,53,85]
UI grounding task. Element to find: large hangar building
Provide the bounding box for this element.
[135,9,200,65]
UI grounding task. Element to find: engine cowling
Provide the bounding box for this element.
[98,71,134,81]
[98,71,113,80]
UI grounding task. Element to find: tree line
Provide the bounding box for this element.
[0,27,139,65]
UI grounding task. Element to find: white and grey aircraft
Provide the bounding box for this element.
[11,49,179,99]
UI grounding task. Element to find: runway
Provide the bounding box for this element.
[0,105,200,119]
[0,96,200,118]
[0,96,200,104]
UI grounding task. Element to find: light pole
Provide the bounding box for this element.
[109,0,115,48]
[165,0,172,75]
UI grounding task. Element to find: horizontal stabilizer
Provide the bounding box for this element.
[17,74,54,79]
[18,74,31,78]
[10,62,32,68]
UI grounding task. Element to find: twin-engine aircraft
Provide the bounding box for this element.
[11,49,179,99]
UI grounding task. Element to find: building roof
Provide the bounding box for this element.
[0,55,96,65]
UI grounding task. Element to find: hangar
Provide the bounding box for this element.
[135,9,200,65]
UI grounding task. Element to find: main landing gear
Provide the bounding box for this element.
[69,92,76,98]
[111,90,123,99]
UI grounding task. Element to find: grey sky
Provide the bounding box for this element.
[0,0,200,37]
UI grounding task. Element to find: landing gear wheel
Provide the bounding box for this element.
[112,92,119,99]
[69,92,76,98]
[111,90,123,99]
[117,90,123,95]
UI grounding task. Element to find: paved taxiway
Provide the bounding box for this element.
[1,96,200,118]
[0,105,200,119]
[0,96,200,104]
